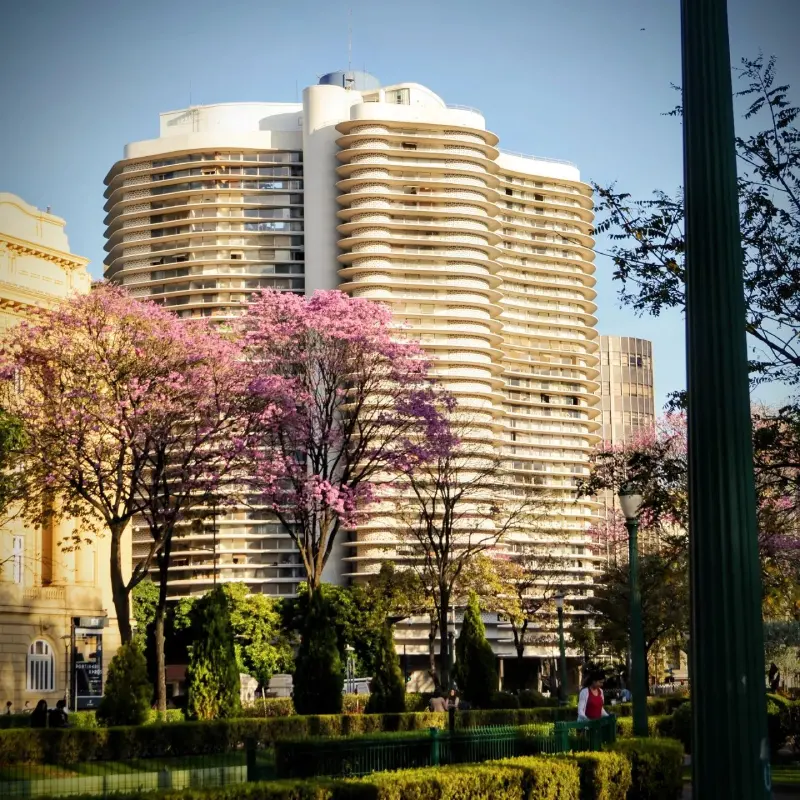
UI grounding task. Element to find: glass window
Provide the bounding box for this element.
[27,640,55,692]
[12,536,23,584]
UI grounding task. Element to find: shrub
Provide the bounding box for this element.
[403,693,430,713]
[490,691,521,709]
[616,716,669,740]
[519,690,556,709]
[493,756,581,799]
[240,698,297,718]
[0,708,594,766]
[566,751,632,800]
[366,624,406,714]
[607,738,683,800]
[667,702,691,754]
[373,758,580,800]
[187,587,242,720]
[96,642,152,727]
[4,759,580,800]
[453,592,498,708]
[293,592,344,716]
[767,692,792,710]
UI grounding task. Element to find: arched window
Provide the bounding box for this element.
[27,640,55,693]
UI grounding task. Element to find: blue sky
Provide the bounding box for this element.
[1,0,797,410]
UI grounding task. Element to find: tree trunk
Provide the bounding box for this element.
[438,586,451,689]
[154,602,167,717]
[110,522,132,644]
[154,538,173,718]
[512,623,524,660]
[427,617,439,691]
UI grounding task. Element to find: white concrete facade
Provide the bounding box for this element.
[103,76,600,658]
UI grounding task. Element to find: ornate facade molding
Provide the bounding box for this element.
[0,234,89,272]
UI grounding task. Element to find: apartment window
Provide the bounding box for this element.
[402,142,417,150]
[387,88,410,105]
[27,640,55,693]
[12,536,23,584]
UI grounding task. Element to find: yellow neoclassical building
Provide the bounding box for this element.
[0,193,122,711]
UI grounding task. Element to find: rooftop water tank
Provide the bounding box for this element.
[318,71,381,92]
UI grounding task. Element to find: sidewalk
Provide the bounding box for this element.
[682,783,798,798]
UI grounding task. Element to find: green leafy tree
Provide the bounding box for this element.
[594,55,799,392]
[132,578,158,649]
[186,587,241,720]
[178,583,293,687]
[366,623,406,713]
[223,583,293,685]
[282,565,423,676]
[588,554,690,690]
[96,642,152,726]
[764,620,800,686]
[292,591,344,715]
[0,409,24,521]
[453,592,498,708]
[569,616,599,665]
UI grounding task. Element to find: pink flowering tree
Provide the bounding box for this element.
[240,289,446,595]
[0,284,251,703]
[580,410,800,612]
[578,414,689,548]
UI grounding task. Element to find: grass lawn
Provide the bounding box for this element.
[0,751,275,781]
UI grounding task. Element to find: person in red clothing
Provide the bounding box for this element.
[577,673,609,721]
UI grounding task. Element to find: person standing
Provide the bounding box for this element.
[429,692,447,712]
[48,699,69,729]
[30,700,49,729]
[577,674,609,721]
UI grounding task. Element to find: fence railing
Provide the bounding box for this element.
[271,716,616,780]
[0,717,616,797]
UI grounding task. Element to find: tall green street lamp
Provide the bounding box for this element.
[618,486,648,738]
[447,607,456,690]
[555,593,568,706]
[681,1,770,797]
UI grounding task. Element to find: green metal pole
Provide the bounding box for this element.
[557,606,568,706]
[447,631,454,690]
[626,517,648,738]
[681,1,770,797]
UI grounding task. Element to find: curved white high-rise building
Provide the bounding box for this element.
[104,72,600,670]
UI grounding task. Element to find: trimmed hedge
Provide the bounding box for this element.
[616,716,673,740]
[0,707,596,767]
[607,738,683,800]
[610,696,688,719]
[367,758,580,800]
[237,692,554,718]
[0,750,677,800]
[0,756,582,800]
[0,708,184,730]
[566,752,632,800]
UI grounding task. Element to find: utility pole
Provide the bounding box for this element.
[681,1,770,796]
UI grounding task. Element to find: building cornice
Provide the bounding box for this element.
[0,233,89,271]
[0,278,68,313]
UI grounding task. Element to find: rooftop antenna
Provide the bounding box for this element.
[347,7,352,75]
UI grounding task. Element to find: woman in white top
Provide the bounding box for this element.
[577,674,609,721]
